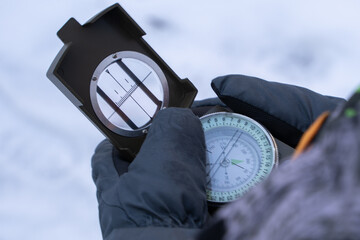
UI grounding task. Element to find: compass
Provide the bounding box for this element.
[200,112,279,204]
[47,4,197,160]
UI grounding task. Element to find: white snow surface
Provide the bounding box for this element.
[0,0,359,239]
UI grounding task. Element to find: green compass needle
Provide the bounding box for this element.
[231,160,245,169]
[231,159,244,165]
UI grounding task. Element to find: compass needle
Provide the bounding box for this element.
[231,159,244,165]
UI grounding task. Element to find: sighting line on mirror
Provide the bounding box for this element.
[105,69,152,119]
[97,86,138,130]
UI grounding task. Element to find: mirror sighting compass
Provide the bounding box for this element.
[47,4,197,160]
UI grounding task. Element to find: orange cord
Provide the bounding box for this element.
[292,111,330,160]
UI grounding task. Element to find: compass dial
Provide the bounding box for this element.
[200,112,278,203]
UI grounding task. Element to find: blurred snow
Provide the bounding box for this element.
[0,0,359,239]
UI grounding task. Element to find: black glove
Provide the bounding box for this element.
[91,108,208,240]
[209,75,345,148]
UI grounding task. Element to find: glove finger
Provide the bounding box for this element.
[91,139,130,190]
[211,75,345,147]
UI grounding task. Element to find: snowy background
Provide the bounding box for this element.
[0,0,359,239]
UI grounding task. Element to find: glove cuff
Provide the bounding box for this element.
[107,227,200,240]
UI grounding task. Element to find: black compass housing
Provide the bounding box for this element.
[47,4,197,160]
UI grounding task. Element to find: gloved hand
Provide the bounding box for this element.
[208,75,345,148]
[91,108,208,240]
[196,79,359,240]
[92,74,346,240]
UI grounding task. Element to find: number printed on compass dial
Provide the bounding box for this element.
[200,112,278,203]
